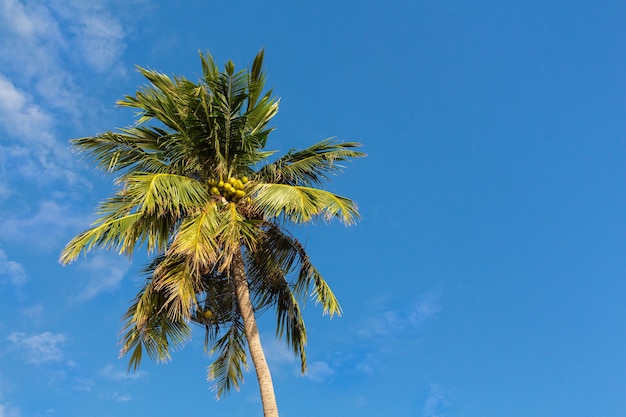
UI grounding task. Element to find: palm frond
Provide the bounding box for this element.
[71,129,168,174]
[120,276,191,371]
[60,172,209,264]
[295,256,342,317]
[151,254,203,322]
[124,172,208,216]
[247,225,341,318]
[251,273,307,371]
[60,212,143,264]
[252,183,360,225]
[167,202,221,271]
[216,203,262,271]
[257,139,364,186]
[118,67,194,132]
[207,316,248,398]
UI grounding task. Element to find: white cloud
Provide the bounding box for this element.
[0,403,22,417]
[6,331,66,365]
[354,352,377,375]
[0,75,83,190]
[0,0,133,196]
[302,361,335,382]
[359,291,442,338]
[0,0,128,107]
[21,303,44,322]
[0,249,27,287]
[0,0,63,41]
[99,390,133,403]
[347,293,443,376]
[262,336,298,367]
[72,377,94,392]
[74,255,130,301]
[113,393,132,403]
[0,75,53,141]
[0,372,8,399]
[0,200,90,249]
[410,292,442,324]
[0,1,75,111]
[75,14,126,73]
[423,384,448,417]
[100,364,148,381]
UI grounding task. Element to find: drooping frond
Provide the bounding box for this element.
[216,203,262,271]
[119,67,200,131]
[244,225,342,372]
[257,139,365,186]
[252,183,360,225]
[71,128,168,175]
[247,225,342,318]
[120,273,192,372]
[166,202,222,270]
[193,269,237,331]
[250,268,308,371]
[124,172,208,216]
[60,212,145,263]
[207,311,248,397]
[60,172,209,264]
[151,254,203,322]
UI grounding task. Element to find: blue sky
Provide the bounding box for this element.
[1,1,625,416]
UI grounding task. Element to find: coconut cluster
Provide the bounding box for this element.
[207,176,250,202]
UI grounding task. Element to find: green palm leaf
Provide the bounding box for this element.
[253,183,359,225]
[258,138,365,186]
[120,276,192,371]
[71,129,168,174]
[208,314,248,397]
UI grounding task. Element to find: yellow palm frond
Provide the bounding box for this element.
[253,183,359,225]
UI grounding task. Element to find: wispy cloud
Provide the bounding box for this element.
[69,11,126,74]
[358,291,442,338]
[263,336,298,367]
[6,331,66,365]
[0,200,90,249]
[261,336,336,383]
[0,372,8,400]
[302,361,335,382]
[423,384,449,417]
[72,377,94,392]
[0,0,128,108]
[74,255,130,301]
[21,304,44,322]
[0,0,132,201]
[113,393,132,403]
[100,364,148,381]
[98,391,133,403]
[0,75,55,146]
[344,292,443,376]
[0,403,23,417]
[0,249,27,287]
[0,75,79,191]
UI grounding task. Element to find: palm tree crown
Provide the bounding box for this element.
[61,50,363,416]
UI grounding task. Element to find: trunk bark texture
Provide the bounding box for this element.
[232,249,279,417]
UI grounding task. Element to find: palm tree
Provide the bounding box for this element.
[60,50,363,417]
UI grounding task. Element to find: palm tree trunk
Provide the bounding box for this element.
[232,249,279,417]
